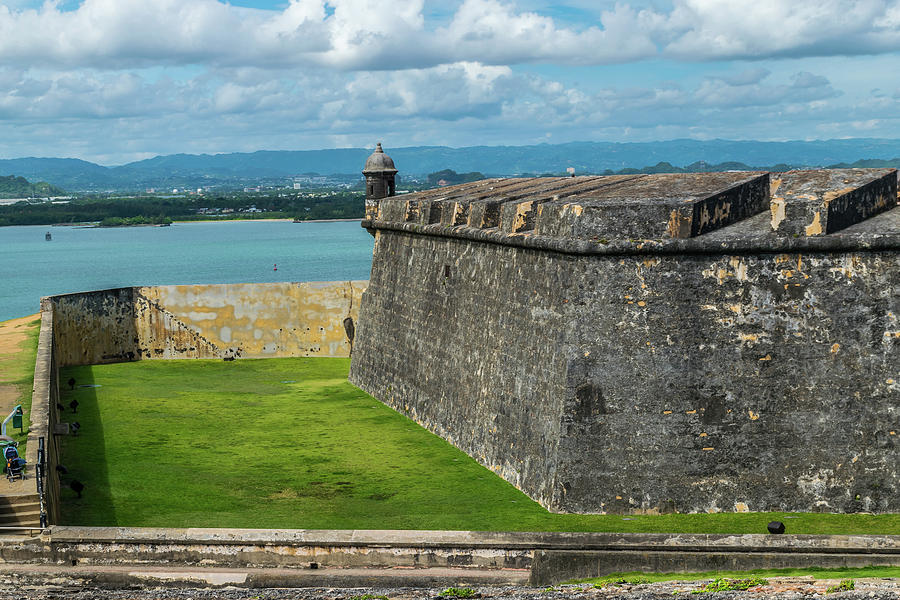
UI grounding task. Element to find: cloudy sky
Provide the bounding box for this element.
[0,0,899,164]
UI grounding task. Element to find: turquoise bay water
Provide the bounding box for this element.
[0,221,375,321]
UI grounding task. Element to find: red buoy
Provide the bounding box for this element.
[274,263,277,271]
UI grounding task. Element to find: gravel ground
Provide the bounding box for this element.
[0,579,897,600]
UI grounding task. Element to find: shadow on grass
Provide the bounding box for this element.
[57,365,115,525]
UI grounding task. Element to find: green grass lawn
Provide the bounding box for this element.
[0,316,41,453]
[58,358,900,533]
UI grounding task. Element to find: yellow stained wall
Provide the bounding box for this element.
[138,281,366,358]
[50,288,142,366]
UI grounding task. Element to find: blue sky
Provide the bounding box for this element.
[0,0,898,164]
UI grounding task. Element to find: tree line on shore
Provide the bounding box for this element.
[0,192,365,226]
[3,156,898,227]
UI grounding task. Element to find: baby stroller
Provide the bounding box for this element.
[4,444,25,482]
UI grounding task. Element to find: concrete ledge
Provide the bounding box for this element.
[532,548,900,585]
[45,527,900,553]
[0,564,529,589]
[2,528,899,586]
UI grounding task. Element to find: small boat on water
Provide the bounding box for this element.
[45,231,52,241]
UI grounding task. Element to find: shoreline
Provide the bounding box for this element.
[33,217,364,227]
[170,217,363,224]
[290,217,363,223]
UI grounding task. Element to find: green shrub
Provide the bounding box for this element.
[826,579,855,594]
[441,587,477,598]
[693,577,767,593]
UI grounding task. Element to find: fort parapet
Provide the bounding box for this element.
[349,169,900,514]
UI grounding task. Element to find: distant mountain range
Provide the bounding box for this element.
[2,138,900,192]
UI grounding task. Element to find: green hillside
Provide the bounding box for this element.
[0,174,65,199]
[3,138,900,191]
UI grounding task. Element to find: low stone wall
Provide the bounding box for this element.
[3,528,900,586]
[49,281,367,366]
[28,306,58,526]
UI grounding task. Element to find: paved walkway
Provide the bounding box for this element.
[0,314,39,417]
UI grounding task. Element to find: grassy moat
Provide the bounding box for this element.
[58,358,900,533]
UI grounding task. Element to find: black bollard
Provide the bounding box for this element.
[70,479,85,499]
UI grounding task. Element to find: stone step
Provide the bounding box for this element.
[0,509,41,528]
[0,492,42,528]
[0,502,40,520]
[0,492,39,506]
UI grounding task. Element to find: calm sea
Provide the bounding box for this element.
[0,220,375,322]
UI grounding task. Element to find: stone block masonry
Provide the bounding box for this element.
[140,281,365,359]
[350,168,900,515]
[48,281,366,366]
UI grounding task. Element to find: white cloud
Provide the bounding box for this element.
[0,0,898,162]
[0,61,882,156]
[661,0,900,60]
[718,68,770,87]
[1,0,898,72]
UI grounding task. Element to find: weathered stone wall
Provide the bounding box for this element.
[140,281,365,359]
[6,528,900,587]
[557,250,898,514]
[51,288,142,366]
[350,171,900,515]
[49,282,366,367]
[351,232,572,507]
[351,231,899,514]
[29,304,59,526]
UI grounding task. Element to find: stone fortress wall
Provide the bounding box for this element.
[17,266,900,584]
[349,167,900,515]
[49,281,366,366]
[11,155,900,585]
